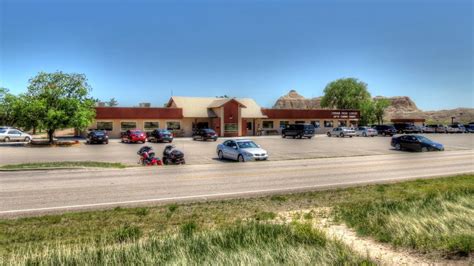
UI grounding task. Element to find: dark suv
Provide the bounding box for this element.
[192,128,218,141]
[393,123,421,134]
[86,130,109,144]
[372,125,397,136]
[148,129,173,143]
[282,124,315,139]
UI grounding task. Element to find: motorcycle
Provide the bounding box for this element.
[162,145,185,165]
[137,146,162,166]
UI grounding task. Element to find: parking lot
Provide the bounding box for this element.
[0,134,473,166]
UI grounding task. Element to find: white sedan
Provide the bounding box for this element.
[355,126,378,137]
[0,127,32,142]
[216,139,268,162]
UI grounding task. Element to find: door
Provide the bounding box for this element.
[246,121,254,136]
[226,140,239,160]
[8,129,22,141]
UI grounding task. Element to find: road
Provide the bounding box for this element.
[1,150,473,218]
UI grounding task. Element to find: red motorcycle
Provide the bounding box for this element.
[137,146,162,166]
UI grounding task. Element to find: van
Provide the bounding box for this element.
[281,124,315,139]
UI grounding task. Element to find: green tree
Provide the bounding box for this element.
[373,98,391,125]
[320,78,372,109]
[359,100,376,126]
[0,88,21,126]
[26,72,96,143]
[107,97,119,107]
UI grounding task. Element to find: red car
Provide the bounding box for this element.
[121,129,147,143]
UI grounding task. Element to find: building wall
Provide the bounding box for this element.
[254,118,358,134]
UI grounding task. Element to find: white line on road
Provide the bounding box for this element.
[1,170,471,215]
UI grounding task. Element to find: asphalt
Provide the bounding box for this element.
[1,149,473,218]
[1,134,473,165]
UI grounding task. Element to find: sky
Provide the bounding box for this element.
[0,0,472,110]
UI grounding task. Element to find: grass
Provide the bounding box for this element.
[0,174,472,263]
[0,161,128,170]
[6,222,372,265]
[335,186,473,258]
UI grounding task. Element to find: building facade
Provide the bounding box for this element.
[91,96,360,138]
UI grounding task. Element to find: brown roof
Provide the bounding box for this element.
[262,109,360,119]
[95,107,183,119]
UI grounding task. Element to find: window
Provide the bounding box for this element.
[224,123,238,132]
[310,121,320,128]
[167,121,181,130]
[262,121,274,129]
[324,121,334,128]
[339,120,347,127]
[279,121,289,128]
[97,121,113,131]
[121,122,136,131]
[295,121,305,124]
[144,122,159,131]
[8,129,21,134]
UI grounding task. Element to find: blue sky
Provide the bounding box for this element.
[1,0,472,110]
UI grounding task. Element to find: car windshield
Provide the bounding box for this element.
[159,130,171,134]
[203,129,215,133]
[94,131,105,136]
[0,129,6,133]
[131,130,142,134]
[237,141,259,149]
[416,136,433,143]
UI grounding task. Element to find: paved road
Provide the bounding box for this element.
[1,150,473,218]
[1,134,473,165]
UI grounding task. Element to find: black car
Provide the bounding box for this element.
[281,124,315,139]
[391,135,444,152]
[372,125,397,136]
[192,128,218,141]
[393,123,422,134]
[86,130,109,144]
[148,129,173,143]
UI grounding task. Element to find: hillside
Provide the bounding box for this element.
[272,90,474,123]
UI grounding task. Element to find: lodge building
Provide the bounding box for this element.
[91,96,360,138]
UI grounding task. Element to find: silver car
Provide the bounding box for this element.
[327,127,356,138]
[0,127,32,142]
[355,126,378,137]
[217,139,268,162]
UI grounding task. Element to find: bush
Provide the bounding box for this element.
[113,224,142,243]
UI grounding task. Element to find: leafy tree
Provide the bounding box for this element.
[320,78,372,110]
[0,88,21,126]
[373,98,391,125]
[26,72,96,143]
[107,97,119,107]
[359,100,376,126]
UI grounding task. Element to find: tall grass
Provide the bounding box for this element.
[4,222,372,265]
[335,189,474,258]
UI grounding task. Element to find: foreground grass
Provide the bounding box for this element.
[335,186,473,258]
[0,161,128,170]
[1,174,472,263]
[6,222,371,265]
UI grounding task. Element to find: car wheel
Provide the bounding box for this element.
[349,136,352,138]
[218,151,224,160]
[105,140,109,144]
[282,134,286,138]
[395,143,401,150]
[339,133,344,138]
[24,137,31,143]
[382,132,386,136]
[213,138,217,141]
[363,132,367,137]
[238,155,245,162]
[327,132,331,137]
[4,137,10,143]
[421,147,428,152]
[308,136,312,139]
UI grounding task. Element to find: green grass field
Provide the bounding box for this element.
[1,174,472,264]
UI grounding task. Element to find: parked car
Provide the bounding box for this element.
[421,125,436,133]
[391,135,444,152]
[372,125,397,136]
[86,130,109,144]
[192,128,218,141]
[393,123,422,134]
[148,129,173,143]
[465,124,474,133]
[121,129,147,143]
[327,127,356,138]
[355,126,378,137]
[0,128,32,142]
[447,124,465,133]
[281,124,315,139]
[216,139,268,162]
[426,124,447,133]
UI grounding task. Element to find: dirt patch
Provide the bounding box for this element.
[276,208,471,265]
